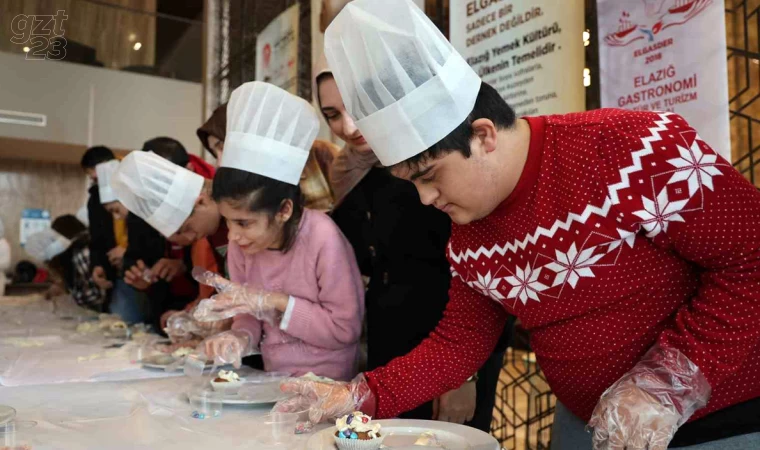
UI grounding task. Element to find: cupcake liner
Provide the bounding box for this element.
[333,433,385,450]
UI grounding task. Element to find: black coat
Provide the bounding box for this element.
[123,212,166,270]
[332,168,453,372]
[86,184,116,280]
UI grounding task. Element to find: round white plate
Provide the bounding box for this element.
[0,406,16,425]
[186,384,290,406]
[306,419,499,450]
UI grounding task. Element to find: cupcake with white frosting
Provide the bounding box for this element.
[333,411,384,450]
[210,370,243,393]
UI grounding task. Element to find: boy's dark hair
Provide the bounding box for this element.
[80,146,115,169]
[142,137,189,167]
[212,168,304,253]
[395,82,516,172]
[51,215,87,241]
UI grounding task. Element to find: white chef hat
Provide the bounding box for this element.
[324,0,481,166]
[25,229,71,262]
[111,151,204,237]
[96,160,120,204]
[222,81,320,186]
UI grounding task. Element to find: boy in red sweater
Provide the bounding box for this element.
[202,0,760,448]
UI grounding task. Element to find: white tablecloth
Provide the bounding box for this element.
[0,298,179,387]
[0,296,328,449]
[2,377,327,449]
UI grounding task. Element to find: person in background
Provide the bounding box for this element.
[197,103,227,167]
[192,81,364,381]
[0,218,11,296]
[315,61,508,430]
[80,146,122,292]
[50,215,106,310]
[25,221,106,311]
[112,150,231,347]
[120,137,214,328]
[96,159,149,323]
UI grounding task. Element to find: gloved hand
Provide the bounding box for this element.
[191,268,282,325]
[164,311,202,343]
[198,330,255,369]
[273,374,376,424]
[588,344,711,450]
[164,310,232,343]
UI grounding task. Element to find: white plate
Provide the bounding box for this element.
[186,384,290,406]
[306,419,499,450]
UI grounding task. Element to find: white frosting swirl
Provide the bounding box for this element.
[171,347,193,358]
[217,370,240,382]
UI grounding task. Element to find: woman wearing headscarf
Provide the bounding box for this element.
[314,57,510,431]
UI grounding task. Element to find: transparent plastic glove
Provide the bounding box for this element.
[273,374,376,424]
[198,330,254,369]
[588,344,711,450]
[164,311,201,343]
[191,268,279,324]
[164,311,232,343]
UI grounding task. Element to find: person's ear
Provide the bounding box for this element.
[471,118,498,156]
[277,199,294,224]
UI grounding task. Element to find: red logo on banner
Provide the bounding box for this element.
[604,0,713,47]
[263,43,272,67]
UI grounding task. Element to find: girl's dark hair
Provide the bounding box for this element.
[212,167,304,252]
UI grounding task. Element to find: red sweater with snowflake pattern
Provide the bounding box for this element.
[364,109,760,422]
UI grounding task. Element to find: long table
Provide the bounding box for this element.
[0,296,329,449]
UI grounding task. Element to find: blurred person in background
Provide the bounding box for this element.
[25,218,106,312]
[0,218,10,296]
[197,103,227,167]
[112,150,231,348]
[120,137,215,328]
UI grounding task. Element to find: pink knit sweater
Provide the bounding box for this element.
[230,208,364,381]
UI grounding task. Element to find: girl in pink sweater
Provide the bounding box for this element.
[194,81,364,381]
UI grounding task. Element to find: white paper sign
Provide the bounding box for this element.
[19,209,50,247]
[450,0,586,116]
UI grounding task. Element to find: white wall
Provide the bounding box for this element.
[0,52,203,154]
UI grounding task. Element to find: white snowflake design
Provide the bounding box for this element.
[667,139,723,196]
[632,188,689,238]
[505,264,549,305]
[608,228,637,251]
[545,243,605,288]
[468,271,505,301]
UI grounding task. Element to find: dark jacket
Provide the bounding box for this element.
[87,184,116,280]
[331,167,511,365]
[123,212,166,270]
[332,167,452,370]
[331,168,511,423]
[123,212,197,328]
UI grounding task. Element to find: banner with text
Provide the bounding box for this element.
[256,4,300,94]
[598,0,730,161]
[450,0,585,117]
